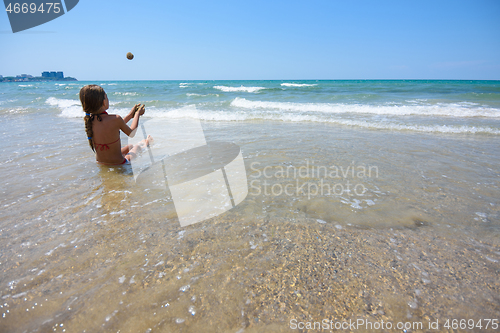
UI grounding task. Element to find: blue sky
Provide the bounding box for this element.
[1,0,499,80]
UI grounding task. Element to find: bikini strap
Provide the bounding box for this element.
[85,112,106,122]
[94,138,120,151]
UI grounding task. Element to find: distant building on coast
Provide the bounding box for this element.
[0,72,76,82]
[42,71,64,79]
[15,74,34,81]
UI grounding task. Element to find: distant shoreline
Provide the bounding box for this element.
[2,78,499,83]
[0,77,77,82]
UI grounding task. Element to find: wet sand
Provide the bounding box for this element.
[0,119,499,332]
[1,211,499,332]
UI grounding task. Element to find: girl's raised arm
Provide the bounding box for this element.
[124,103,141,123]
[119,105,145,137]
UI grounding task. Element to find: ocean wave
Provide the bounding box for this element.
[405,99,428,104]
[46,97,80,109]
[231,98,500,118]
[49,97,138,118]
[332,120,500,134]
[180,82,207,87]
[213,85,266,93]
[53,99,500,134]
[113,92,138,96]
[186,93,220,97]
[281,83,317,87]
[1,107,30,114]
[140,106,500,135]
[146,106,250,121]
[47,97,82,118]
[18,84,33,87]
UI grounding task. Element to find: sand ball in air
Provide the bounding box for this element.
[126,52,134,60]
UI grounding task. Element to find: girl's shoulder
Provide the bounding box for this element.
[99,114,122,128]
[107,113,123,121]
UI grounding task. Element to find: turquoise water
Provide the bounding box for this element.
[2,80,500,134]
[0,80,499,332]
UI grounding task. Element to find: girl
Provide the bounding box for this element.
[80,84,151,165]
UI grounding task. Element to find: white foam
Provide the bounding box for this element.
[47,97,84,118]
[113,92,137,96]
[144,105,248,121]
[180,82,205,87]
[52,93,500,135]
[186,93,219,97]
[48,97,132,118]
[11,292,27,299]
[327,119,500,135]
[231,98,500,118]
[281,83,317,87]
[213,85,265,93]
[132,105,500,134]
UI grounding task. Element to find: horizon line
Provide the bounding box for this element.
[2,78,500,82]
[7,78,500,81]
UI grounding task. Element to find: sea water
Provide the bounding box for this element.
[0,80,499,332]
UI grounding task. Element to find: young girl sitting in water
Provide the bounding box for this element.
[80,84,152,165]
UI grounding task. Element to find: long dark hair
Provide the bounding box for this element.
[79,85,106,152]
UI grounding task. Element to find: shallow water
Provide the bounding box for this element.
[0,81,499,332]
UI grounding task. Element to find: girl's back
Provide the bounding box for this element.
[80,84,149,166]
[91,114,125,165]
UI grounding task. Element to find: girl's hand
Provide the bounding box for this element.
[138,104,146,115]
[131,103,141,115]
